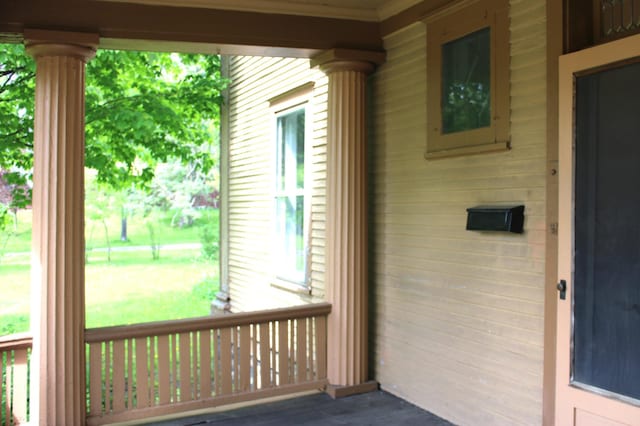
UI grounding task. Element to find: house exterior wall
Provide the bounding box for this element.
[226,55,328,311]
[369,0,547,424]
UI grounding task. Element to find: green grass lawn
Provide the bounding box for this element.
[0,249,218,335]
[0,208,220,336]
[1,208,218,254]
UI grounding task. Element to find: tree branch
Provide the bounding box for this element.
[85,94,149,125]
[0,69,35,94]
[0,132,33,149]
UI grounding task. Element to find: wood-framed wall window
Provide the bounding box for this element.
[270,84,313,287]
[426,0,510,159]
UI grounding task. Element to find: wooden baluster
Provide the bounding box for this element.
[233,327,239,391]
[214,329,221,396]
[149,337,156,406]
[278,320,289,385]
[171,334,179,402]
[316,316,327,380]
[200,330,212,397]
[297,318,308,383]
[104,342,112,412]
[289,321,296,382]
[112,340,126,412]
[306,318,313,381]
[157,335,170,405]
[179,332,192,401]
[135,337,149,408]
[239,325,251,392]
[89,342,103,415]
[1,351,5,421]
[251,324,258,391]
[220,328,232,395]
[12,348,28,423]
[272,322,278,386]
[259,323,271,389]
[192,332,199,399]
[127,339,134,409]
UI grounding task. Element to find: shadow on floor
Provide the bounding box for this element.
[144,390,455,425]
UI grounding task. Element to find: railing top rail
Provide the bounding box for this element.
[0,332,33,351]
[85,302,331,343]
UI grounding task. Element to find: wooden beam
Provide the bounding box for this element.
[564,0,594,52]
[0,0,383,56]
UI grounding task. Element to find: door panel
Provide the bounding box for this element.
[573,63,640,401]
[576,409,628,426]
[558,33,640,426]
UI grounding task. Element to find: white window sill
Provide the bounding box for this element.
[271,278,311,295]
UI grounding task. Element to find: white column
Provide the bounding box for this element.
[25,29,97,425]
[312,49,384,397]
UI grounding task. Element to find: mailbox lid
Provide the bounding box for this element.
[466,205,524,233]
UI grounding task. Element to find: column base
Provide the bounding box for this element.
[326,380,379,399]
[210,291,231,315]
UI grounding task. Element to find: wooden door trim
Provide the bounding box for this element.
[543,0,563,424]
[556,31,640,425]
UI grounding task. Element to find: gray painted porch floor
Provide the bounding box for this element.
[143,391,455,425]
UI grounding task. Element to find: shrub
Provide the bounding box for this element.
[200,224,219,261]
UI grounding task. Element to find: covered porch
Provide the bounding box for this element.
[9,0,640,425]
[0,14,380,425]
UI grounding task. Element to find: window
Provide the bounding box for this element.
[426,0,510,158]
[274,105,308,284]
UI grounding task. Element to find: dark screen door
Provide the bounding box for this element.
[573,61,640,401]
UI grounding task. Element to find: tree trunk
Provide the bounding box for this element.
[11,208,18,232]
[120,215,128,241]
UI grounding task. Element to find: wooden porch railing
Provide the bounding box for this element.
[85,302,331,425]
[0,333,31,426]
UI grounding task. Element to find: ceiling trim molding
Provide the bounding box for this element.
[97,0,428,22]
[377,0,424,20]
[96,0,381,22]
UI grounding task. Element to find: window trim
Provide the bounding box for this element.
[269,83,314,290]
[425,0,510,159]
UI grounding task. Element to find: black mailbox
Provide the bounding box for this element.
[466,205,525,233]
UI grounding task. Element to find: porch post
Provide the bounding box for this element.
[311,49,384,397]
[25,29,98,425]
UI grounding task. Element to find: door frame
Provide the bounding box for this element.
[556,32,640,425]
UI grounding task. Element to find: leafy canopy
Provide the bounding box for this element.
[0,44,228,210]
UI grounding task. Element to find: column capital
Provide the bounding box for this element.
[311,48,385,74]
[24,29,99,62]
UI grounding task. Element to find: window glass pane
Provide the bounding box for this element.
[441,27,491,134]
[276,109,305,192]
[274,107,305,283]
[275,195,305,282]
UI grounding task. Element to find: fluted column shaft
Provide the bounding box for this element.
[26,30,97,425]
[319,58,375,388]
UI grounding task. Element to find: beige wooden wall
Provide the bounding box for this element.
[227,56,328,311]
[369,0,547,424]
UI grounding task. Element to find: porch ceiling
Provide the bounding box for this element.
[98,0,424,21]
[0,0,454,59]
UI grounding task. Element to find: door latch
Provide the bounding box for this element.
[557,280,567,300]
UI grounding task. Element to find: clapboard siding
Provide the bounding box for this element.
[227,56,328,311]
[370,0,547,423]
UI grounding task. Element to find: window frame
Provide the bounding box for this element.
[269,83,314,290]
[425,0,510,159]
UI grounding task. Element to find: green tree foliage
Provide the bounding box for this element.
[149,159,216,227]
[0,43,228,207]
[0,45,35,208]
